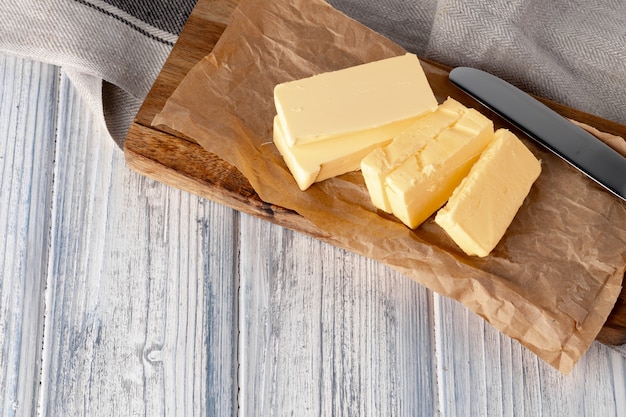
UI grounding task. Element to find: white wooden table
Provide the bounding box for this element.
[1,52,625,417]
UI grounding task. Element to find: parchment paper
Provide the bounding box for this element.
[152,0,626,374]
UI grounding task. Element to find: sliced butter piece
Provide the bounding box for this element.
[385,108,494,229]
[274,53,438,148]
[361,97,467,212]
[435,129,541,257]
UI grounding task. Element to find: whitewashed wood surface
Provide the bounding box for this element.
[1,53,625,417]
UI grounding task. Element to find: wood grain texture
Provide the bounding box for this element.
[0,55,58,417]
[433,294,626,417]
[124,0,626,343]
[38,73,238,416]
[238,214,438,417]
[0,56,238,416]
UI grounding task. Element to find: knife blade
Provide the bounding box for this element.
[449,67,626,202]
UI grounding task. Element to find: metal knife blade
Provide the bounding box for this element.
[449,67,626,201]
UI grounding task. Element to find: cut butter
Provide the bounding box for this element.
[273,53,438,190]
[361,97,467,212]
[383,104,494,229]
[435,129,541,257]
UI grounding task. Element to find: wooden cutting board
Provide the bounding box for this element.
[124,0,626,345]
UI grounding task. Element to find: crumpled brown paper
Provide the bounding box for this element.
[152,0,626,373]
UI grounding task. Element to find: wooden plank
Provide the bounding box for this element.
[238,214,438,416]
[124,0,626,344]
[433,294,626,416]
[0,55,58,417]
[38,71,238,416]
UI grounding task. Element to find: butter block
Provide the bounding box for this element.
[385,108,494,229]
[273,53,438,190]
[361,97,467,212]
[435,129,541,257]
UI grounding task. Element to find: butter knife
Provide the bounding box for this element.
[449,67,626,201]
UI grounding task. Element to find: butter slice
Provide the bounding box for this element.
[435,129,541,257]
[273,54,438,190]
[385,108,494,229]
[361,97,467,212]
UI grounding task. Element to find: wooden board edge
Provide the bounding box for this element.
[597,283,626,345]
[124,123,334,240]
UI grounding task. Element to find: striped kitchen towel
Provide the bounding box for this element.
[0,0,195,146]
